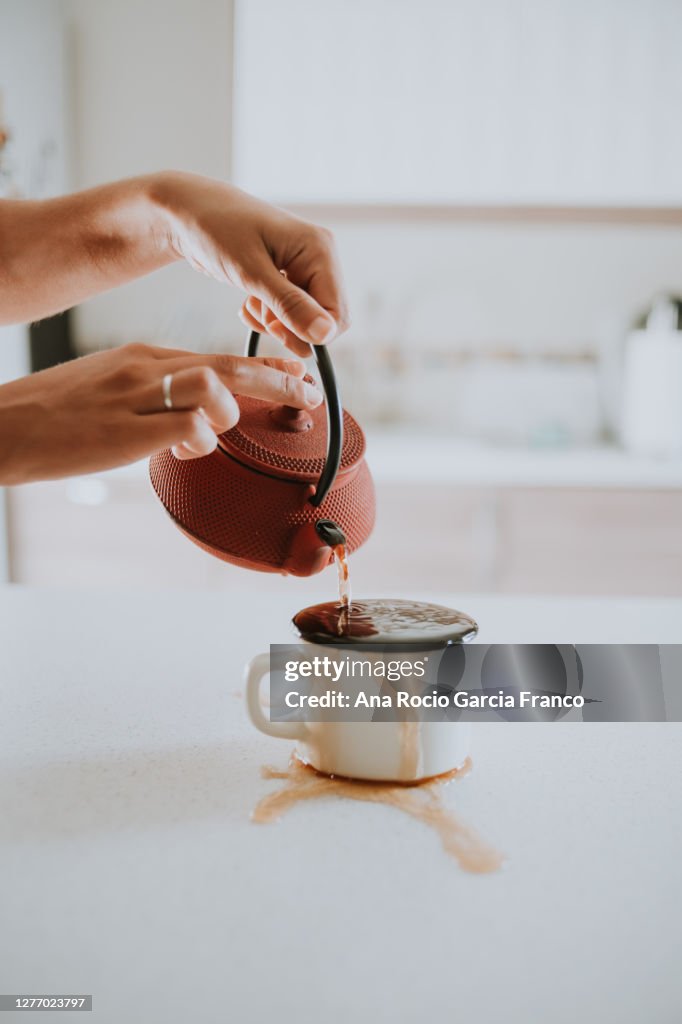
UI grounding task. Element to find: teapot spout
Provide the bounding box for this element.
[283,522,334,577]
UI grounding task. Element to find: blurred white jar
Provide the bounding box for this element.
[621,297,682,458]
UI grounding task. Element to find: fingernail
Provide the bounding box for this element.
[308,315,336,344]
[304,382,323,407]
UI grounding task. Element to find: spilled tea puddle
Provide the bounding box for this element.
[252,755,503,874]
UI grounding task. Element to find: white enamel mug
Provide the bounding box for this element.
[245,648,470,783]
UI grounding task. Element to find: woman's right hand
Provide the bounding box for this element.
[0,342,321,485]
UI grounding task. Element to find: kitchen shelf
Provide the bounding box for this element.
[103,438,682,490]
[275,204,682,227]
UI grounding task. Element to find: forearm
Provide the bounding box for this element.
[0,174,178,325]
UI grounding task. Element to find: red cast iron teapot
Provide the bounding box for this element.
[149,331,375,576]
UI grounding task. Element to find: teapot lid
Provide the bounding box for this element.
[217,396,366,483]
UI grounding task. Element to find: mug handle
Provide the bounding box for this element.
[245,652,309,740]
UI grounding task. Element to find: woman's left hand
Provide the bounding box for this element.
[152,172,351,357]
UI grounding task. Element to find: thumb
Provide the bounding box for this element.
[255,266,337,346]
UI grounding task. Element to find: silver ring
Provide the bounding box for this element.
[162,373,174,411]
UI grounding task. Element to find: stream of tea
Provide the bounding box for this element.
[333,543,351,632]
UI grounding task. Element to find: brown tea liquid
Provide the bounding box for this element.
[269,553,490,870]
[293,598,479,645]
[332,543,351,633]
[252,755,503,874]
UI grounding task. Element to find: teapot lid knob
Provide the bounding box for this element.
[246,330,343,506]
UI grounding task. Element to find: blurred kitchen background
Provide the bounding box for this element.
[1,0,682,596]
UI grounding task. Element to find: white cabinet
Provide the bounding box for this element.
[233,0,682,205]
[8,476,682,596]
[354,483,682,596]
[495,487,682,595]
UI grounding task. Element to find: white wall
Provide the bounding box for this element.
[0,0,70,581]
[65,0,240,353]
[0,0,69,198]
[60,0,682,437]
[0,0,68,387]
[323,220,682,355]
[234,0,682,205]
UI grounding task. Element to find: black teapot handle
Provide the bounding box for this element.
[245,330,343,508]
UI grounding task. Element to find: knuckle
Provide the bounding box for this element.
[194,365,217,395]
[317,225,335,248]
[338,309,352,333]
[179,410,203,438]
[308,224,335,258]
[121,341,151,359]
[215,353,240,380]
[111,342,153,390]
[280,372,296,402]
[280,371,306,407]
[276,288,308,321]
[110,363,140,391]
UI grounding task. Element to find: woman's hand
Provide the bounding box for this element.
[151,172,350,357]
[0,343,321,485]
[1,174,350,355]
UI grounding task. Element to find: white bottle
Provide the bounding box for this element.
[621,296,682,458]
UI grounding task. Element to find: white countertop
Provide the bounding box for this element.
[1,586,681,1023]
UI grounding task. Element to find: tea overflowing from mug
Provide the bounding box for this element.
[252,755,503,874]
[399,718,420,778]
[293,598,478,645]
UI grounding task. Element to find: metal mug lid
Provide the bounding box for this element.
[292,599,479,645]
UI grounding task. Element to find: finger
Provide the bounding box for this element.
[137,366,240,432]
[245,295,290,343]
[245,294,266,324]
[212,354,321,407]
[164,354,321,409]
[244,295,312,359]
[288,232,351,336]
[252,356,306,378]
[239,304,266,334]
[241,300,310,357]
[168,367,239,432]
[259,304,313,359]
[172,442,202,460]
[143,410,220,457]
[168,353,307,378]
[305,244,351,335]
[244,296,290,348]
[251,263,338,347]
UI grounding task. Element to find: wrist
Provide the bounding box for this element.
[145,170,202,260]
[134,172,183,264]
[79,175,179,274]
